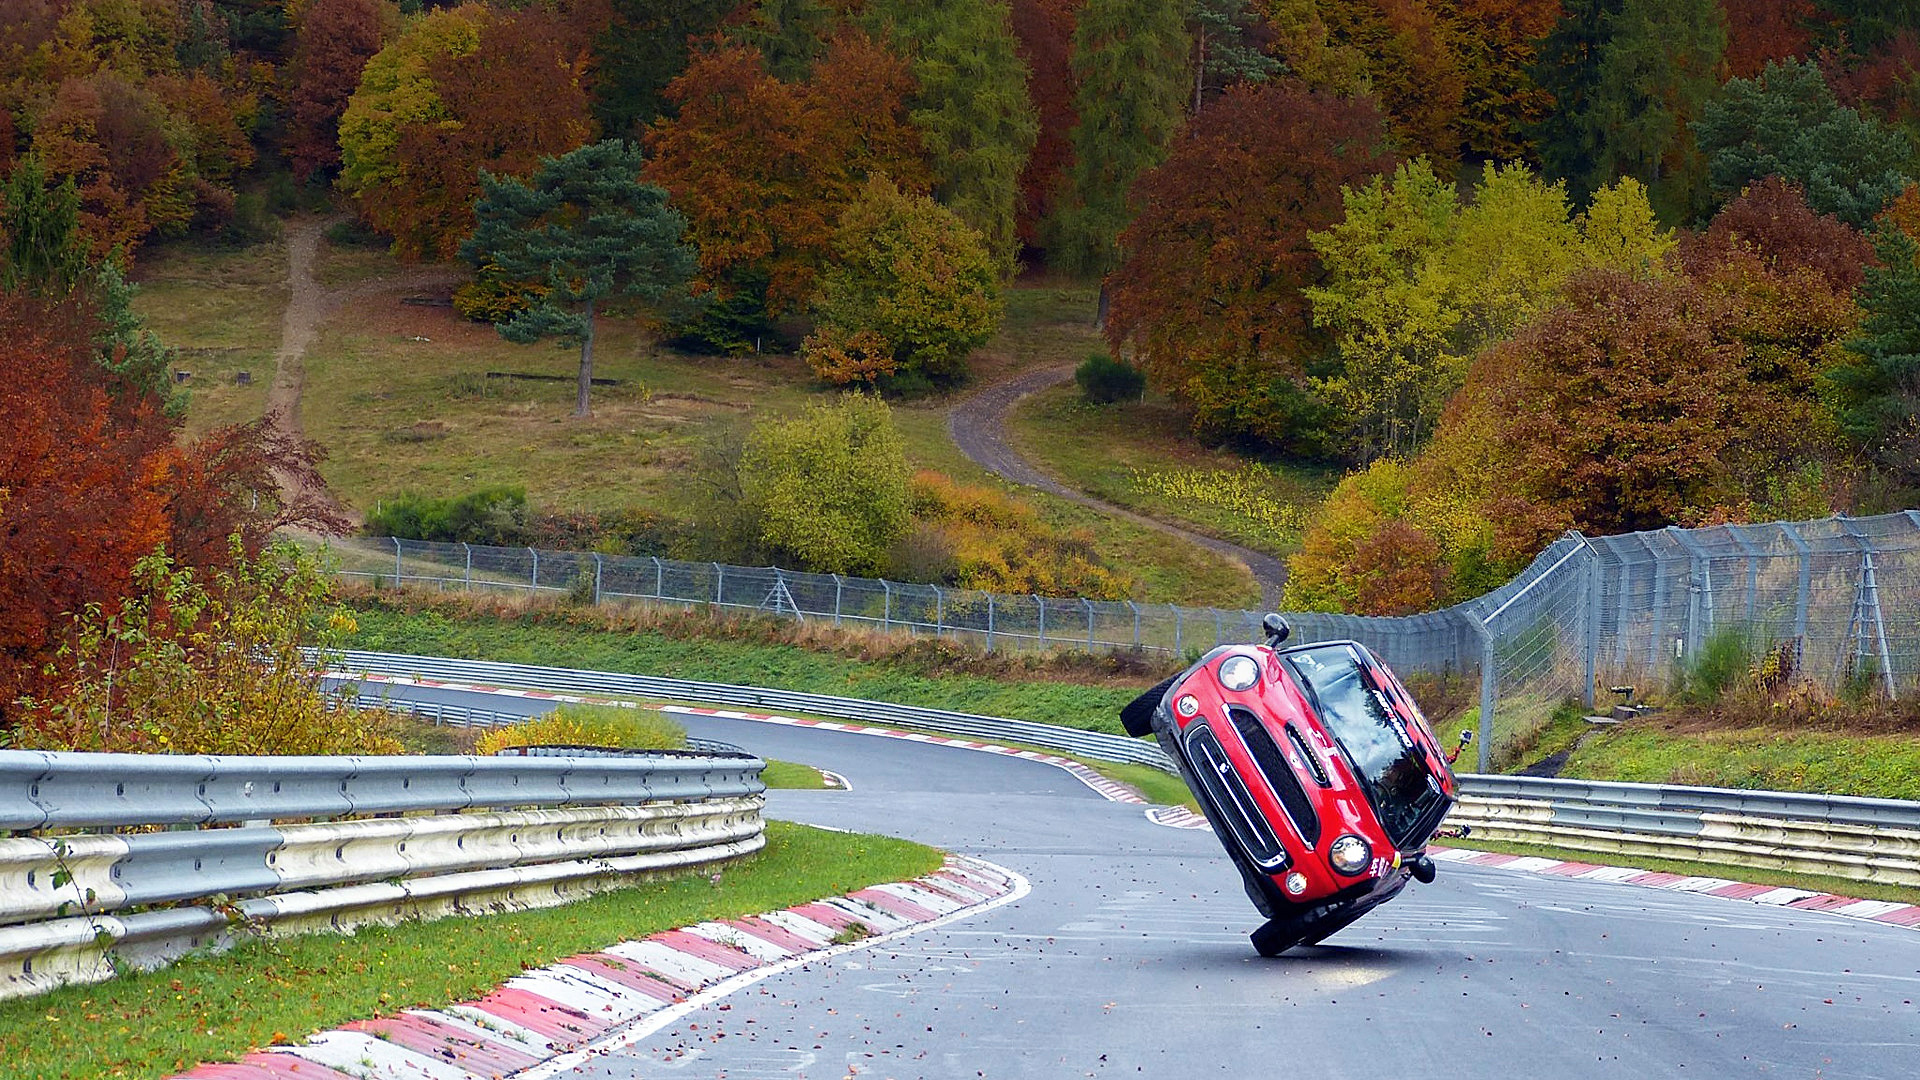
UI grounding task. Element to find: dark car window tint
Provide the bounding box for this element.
[1283,645,1440,847]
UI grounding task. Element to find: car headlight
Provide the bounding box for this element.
[1328,834,1371,876]
[1218,655,1260,691]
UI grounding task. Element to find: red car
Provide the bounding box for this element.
[1121,615,1462,956]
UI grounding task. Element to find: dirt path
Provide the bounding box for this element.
[268,216,459,525]
[947,364,1291,605]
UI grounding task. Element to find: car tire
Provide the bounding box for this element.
[1250,917,1302,958]
[1297,907,1366,948]
[1119,673,1181,737]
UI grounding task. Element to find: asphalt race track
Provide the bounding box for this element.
[356,680,1920,1079]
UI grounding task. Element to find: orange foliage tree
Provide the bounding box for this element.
[645,32,930,315]
[1104,79,1393,448]
[1010,0,1081,251]
[289,0,391,181]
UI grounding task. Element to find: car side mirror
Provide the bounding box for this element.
[1261,612,1290,647]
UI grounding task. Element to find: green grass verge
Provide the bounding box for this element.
[0,822,939,1080]
[761,759,834,789]
[346,603,1141,736]
[1442,835,1920,906]
[1005,383,1337,562]
[130,238,285,438]
[1559,725,1920,802]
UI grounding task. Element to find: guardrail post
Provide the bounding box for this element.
[392,537,403,588]
[882,580,892,632]
[1779,521,1812,667]
[1035,595,1045,647]
[592,554,604,605]
[463,542,472,591]
[529,547,540,590]
[832,574,844,626]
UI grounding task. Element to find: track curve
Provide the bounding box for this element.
[373,682,1920,1079]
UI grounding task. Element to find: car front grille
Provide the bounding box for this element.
[1185,723,1288,871]
[1227,707,1322,847]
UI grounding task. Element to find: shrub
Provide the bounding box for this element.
[452,262,549,324]
[364,487,529,545]
[905,471,1133,598]
[475,703,686,755]
[11,541,405,755]
[738,394,912,574]
[1075,352,1145,404]
[1672,627,1757,706]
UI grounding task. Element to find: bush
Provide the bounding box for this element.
[364,487,529,545]
[1075,352,1145,404]
[452,261,550,324]
[904,471,1134,598]
[10,541,405,755]
[475,703,686,755]
[1672,627,1756,706]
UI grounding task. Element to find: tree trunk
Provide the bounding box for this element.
[575,297,595,418]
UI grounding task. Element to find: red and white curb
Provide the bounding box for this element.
[166,855,1026,1080]
[1430,845,1920,931]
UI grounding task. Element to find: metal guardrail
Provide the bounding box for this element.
[332,651,1920,892]
[0,747,766,1001]
[329,650,1177,770]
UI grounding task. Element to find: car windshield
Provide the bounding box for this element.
[1282,644,1442,848]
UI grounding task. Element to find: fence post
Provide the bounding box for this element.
[713,562,724,608]
[463,542,472,591]
[1726,524,1763,624]
[653,556,664,600]
[932,584,944,636]
[1174,606,1183,655]
[1646,534,1669,669]
[987,593,996,652]
[833,574,844,627]
[1837,516,1897,699]
[1779,521,1812,667]
[1473,619,1496,773]
[1214,608,1224,649]
[1582,539,1601,710]
[392,537,402,588]
[1667,525,1713,659]
[592,554,603,605]
[1129,601,1141,647]
[529,547,539,590]
[1035,595,1045,647]
[882,580,892,632]
[1086,598,1095,648]
[1613,548,1632,668]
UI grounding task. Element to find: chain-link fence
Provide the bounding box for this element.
[322,510,1920,772]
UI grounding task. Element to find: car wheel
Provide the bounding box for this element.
[1297,907,1366,948]
[1250,917,1301,958]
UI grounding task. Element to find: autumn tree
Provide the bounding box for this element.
[737,394,913,575]
[1044,0,1187,275]
[646,33,928,317]
[864,0,1038,270]
[33,70,195,259]
[1443,0,1563,161]
[1188,0,1280,113]
[288,0,391,181]
[1695,58,1915,226]
[341,5,595,259]
[1721,0,1817,78]
[1105,80,1394,449]
[804,175,1002,387]
[461,140,696,417]
[0,294,174,720]
[1583,0,1725,217]
[1269,0,1466,162]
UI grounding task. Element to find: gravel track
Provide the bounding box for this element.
[947,363,1290,605]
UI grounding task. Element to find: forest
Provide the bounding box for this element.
[3,0,1920,738]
